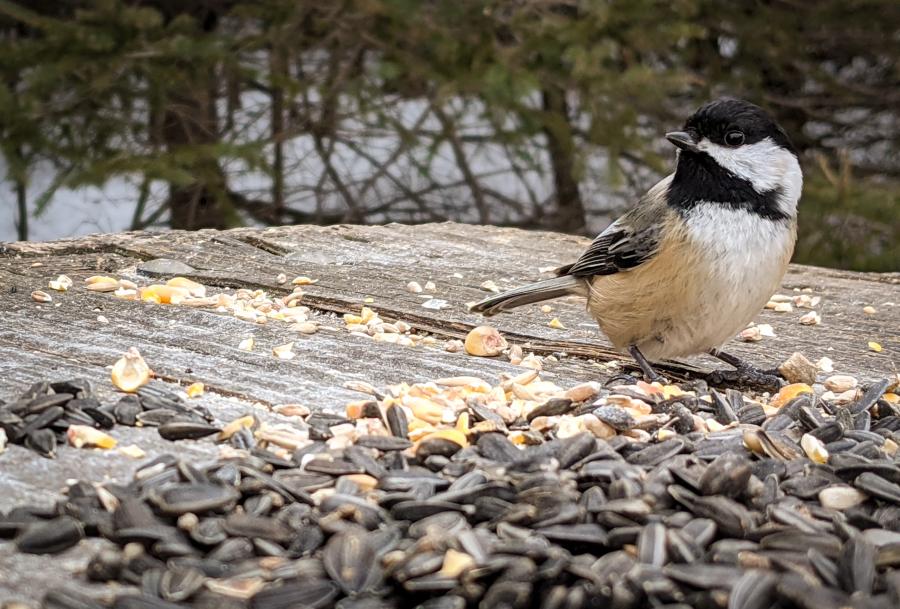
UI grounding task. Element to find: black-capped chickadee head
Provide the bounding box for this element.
[666,98,803,219]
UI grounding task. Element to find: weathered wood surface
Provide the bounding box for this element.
[0,222,897,604]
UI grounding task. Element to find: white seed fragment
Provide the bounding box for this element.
[815,356,834,373]
[480,280,501,293]
[863,306,876,315]
[276,273,288,284]
[290,321,319,335]
[818,486,867,510]
[291,276,318,285]
[118,444,146,459]
[421,298,449,310]
[824,375,858,393]
[801,433,828,464]
[406,281,423,294]
[272,342,295,360]
[739,327,762,342]
[757,324,776,337]
[96,315,109,324]
[424,280,436,291]
[31,290,52,303]
[540,305,553,314]
[799,311,821,325]
[238,337,255,351]
[48,275,73,291]
[773,302,793,313]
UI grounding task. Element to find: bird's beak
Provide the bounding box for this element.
[665,131,699,153]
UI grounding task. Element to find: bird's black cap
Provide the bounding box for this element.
[682,98,797,156]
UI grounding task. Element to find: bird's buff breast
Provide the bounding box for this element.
[587,207,796,360]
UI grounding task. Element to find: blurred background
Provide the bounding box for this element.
[0,0,897,271]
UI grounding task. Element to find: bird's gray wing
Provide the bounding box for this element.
[556,215,661,278]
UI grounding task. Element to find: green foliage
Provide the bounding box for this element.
[795,156,899,272]
[0,0,896,270]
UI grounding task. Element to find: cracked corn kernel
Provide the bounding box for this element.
[185,382,205,398]
[140,284,190,304]
[770,383,814,408]
[548,318,566,329]
[67,425,117,449]
[868,341,883,352]
[111,347,151,393]
[464,326,508,357]
[48,275,72,291]
[166,277,206,297]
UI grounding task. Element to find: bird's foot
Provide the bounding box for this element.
[706,350,784,390]
[627,345,669,385]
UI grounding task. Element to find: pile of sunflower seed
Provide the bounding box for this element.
[4,370,900,609]
[0,380,216,458]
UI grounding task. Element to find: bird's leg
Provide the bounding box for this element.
[627,345,668,384]
[707,349,784,390]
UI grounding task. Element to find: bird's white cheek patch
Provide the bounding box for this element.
[697,137,802,216]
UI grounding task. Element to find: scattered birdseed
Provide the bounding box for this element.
[291,276,318,285]
[548,317,566,329]
[238,337,255,351]
[406,281,423,293]
[275,272,288,284]
[540,304,553,313]
[864,305,877,315]
[869,341,883,352]
[31,290,52,303]
[2,358,898,608]
[424,280,436,291]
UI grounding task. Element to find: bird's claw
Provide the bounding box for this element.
[707,365,784,391]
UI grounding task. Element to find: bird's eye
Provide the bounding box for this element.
[724,131,745,146]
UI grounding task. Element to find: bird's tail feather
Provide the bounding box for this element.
[469,275,582,316]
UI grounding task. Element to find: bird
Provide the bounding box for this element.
[470,98,803,387]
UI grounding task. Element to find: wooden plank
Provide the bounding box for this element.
[4,222,894,379]
[0,221,896,604]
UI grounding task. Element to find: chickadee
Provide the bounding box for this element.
[471,98,803,386]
